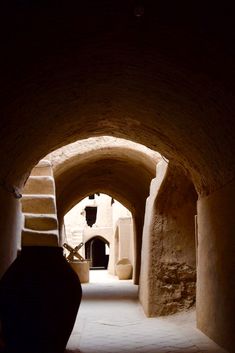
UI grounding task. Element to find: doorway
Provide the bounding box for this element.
[85,236,110,269]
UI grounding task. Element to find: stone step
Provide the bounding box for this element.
[23,176,55,195]
[30,160,53,177]
[24,213,58,231]
[22,229,59,247]
[21,195,56,214]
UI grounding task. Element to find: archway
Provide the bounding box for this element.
[63,190,135,278]
[85,236,109,269]
[0,2,234,350]
[52,139,159,284]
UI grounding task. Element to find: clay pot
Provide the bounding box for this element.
[69,260,90,283]
[0,246,82,353]
[116,258,133,280]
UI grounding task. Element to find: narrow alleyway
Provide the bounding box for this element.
[66,271,227,353]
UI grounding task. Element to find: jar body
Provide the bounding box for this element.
[116,258,133,280]
[0,246,82,353]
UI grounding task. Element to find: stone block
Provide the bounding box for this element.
[30,166,53,177]
[21,229,59,247]
[23,176,55,195]
[21,195,56,214]
[24,214,58,231]
[30,160,53,177]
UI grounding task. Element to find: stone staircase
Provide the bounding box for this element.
[21,160,59,247]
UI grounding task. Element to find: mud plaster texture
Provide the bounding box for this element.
[50,137,160,284]
[0,3,235,352]
[49,137,160,220]
[153,262,196,315]
[0,3,234,199]
[146,164,197,316]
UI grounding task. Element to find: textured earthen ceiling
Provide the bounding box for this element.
[54,146,158,220]
[1,2,234,196]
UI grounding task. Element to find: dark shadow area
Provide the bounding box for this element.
[85,206,97,227]
[85,237,109,269]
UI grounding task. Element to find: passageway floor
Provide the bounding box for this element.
[66,271,227,353]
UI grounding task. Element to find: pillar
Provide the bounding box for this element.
[197,180,235,352]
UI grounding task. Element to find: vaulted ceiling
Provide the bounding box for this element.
[1,1,234,196]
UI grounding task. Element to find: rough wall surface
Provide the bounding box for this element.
[150,165,197,316]
[139,161,168,315]
[152,262,196,315]
[0,2,235,350]
[140,162,197,316]
[49,137,160,171]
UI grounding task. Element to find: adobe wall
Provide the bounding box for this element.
[51,139,157,285]
[116,218,134,263]
[111,198,132,228]
[108,217,134,275]
[140,162,197,316]
[197,180,235,352]
[64,194,114,246]
[64,193,134,274]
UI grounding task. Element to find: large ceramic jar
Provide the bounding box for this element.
[0,246,82,353]
[116,258,133,280]
[69,260,90,283]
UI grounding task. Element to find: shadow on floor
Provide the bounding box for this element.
[81,282,138,301]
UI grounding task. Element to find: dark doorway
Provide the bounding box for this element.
[85,206,97,227]
[85,236,109,269]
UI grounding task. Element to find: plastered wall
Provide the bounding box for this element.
[139,162,197,316]
[197,180,235,353]
[64,194,135,275]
